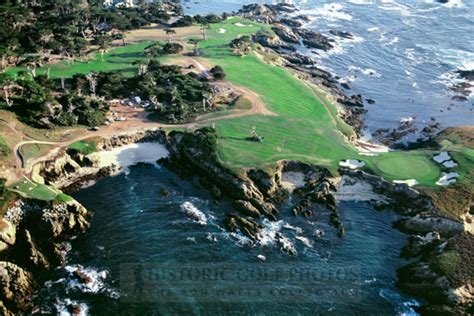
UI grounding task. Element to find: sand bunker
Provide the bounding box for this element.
[234,23,252,27]
[218,28,227,34]
[436,172,459,186]
[339,159,366,169]
[433,151,451,163]
[393,179,419,187]
[442,160,458,168]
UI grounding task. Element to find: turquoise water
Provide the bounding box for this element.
[36,164,420,314]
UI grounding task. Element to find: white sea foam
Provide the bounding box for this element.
[300,3,353,21]
[181,201,207,225]
[257,219,284,246]
[64,265,118,298]
[367,27,380,32]
[55,299,89,316]
[295,235,313,248]
[348,0,374,5]
[348,65,382,78]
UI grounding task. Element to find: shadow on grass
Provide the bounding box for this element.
[108,52,145,59]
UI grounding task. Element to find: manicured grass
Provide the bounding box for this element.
[4,17,455,186]
[365,151,441,186]
[9,176,62,201]
[68,139,99,155]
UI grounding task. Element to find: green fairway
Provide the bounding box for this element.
[6,17,464,187]
[9,176,69,201]
[69,139,99,155]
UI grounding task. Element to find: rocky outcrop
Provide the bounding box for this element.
[271,24,300,44]
[0,220,15,253]
[238,3,297,23]
[39,129,166,190]
[295,29,335,51]
[0,262,34,314]
[0,198,92,314]
[396,214,464,237]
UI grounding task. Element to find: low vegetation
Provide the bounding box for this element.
[0,136,11,160]
[19,143,54,164]
[68,139,99,155]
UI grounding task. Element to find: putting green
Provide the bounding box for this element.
[371,153,440,183]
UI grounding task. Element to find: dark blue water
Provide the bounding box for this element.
[185,0,474,142]
[35,164,420,315]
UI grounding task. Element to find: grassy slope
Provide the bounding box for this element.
[4,17,471,188]
[197,18,443,185]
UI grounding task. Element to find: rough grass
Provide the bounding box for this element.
[6,41,154,79]
[432,250,461,282]
[0,136,12,161]
[19,143,54,163]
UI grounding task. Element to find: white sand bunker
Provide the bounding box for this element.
[356,140,390,157]
[218,28,227,34]
[433,151,451,163]
[442,160,458,168]
[393,179,419,187]
[280,171,305,192]
[234,23,252,27]
[436,172,459,186]
[91,142,169,170]
[339,159,365,169]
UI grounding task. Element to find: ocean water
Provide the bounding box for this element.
[184,0,474,142]
[34,164,420,315]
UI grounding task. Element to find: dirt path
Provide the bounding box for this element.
[4,68,276,184]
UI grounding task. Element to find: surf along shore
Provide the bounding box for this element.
[0,3,472,315]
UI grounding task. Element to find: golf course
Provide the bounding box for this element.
[4,16,472,196]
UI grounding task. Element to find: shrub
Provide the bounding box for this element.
[210,65,226,80]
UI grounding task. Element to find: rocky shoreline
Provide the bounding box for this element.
[0,3,472,313]
[0,127,472,314]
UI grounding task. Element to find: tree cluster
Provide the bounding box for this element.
[0,0,176,68]
[0,72,108,128]
[172,13,224,27]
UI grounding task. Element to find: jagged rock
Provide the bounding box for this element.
[224,215,262,240]
[73,270,93,285]
[397,215,464,237]
[295,29,334,51]
[253,32,296,51]
[0,219,15,252]
[39,201,91,239]
[0,262,34,313]
[279,17,302,28]
[337,94,364,107]
[247,168,280,198]
[23,230,50,270]
[271,24,300,44]
[233,200,261,218]
[329,30,354,40]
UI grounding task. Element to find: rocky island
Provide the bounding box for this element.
[0,1,472,315]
